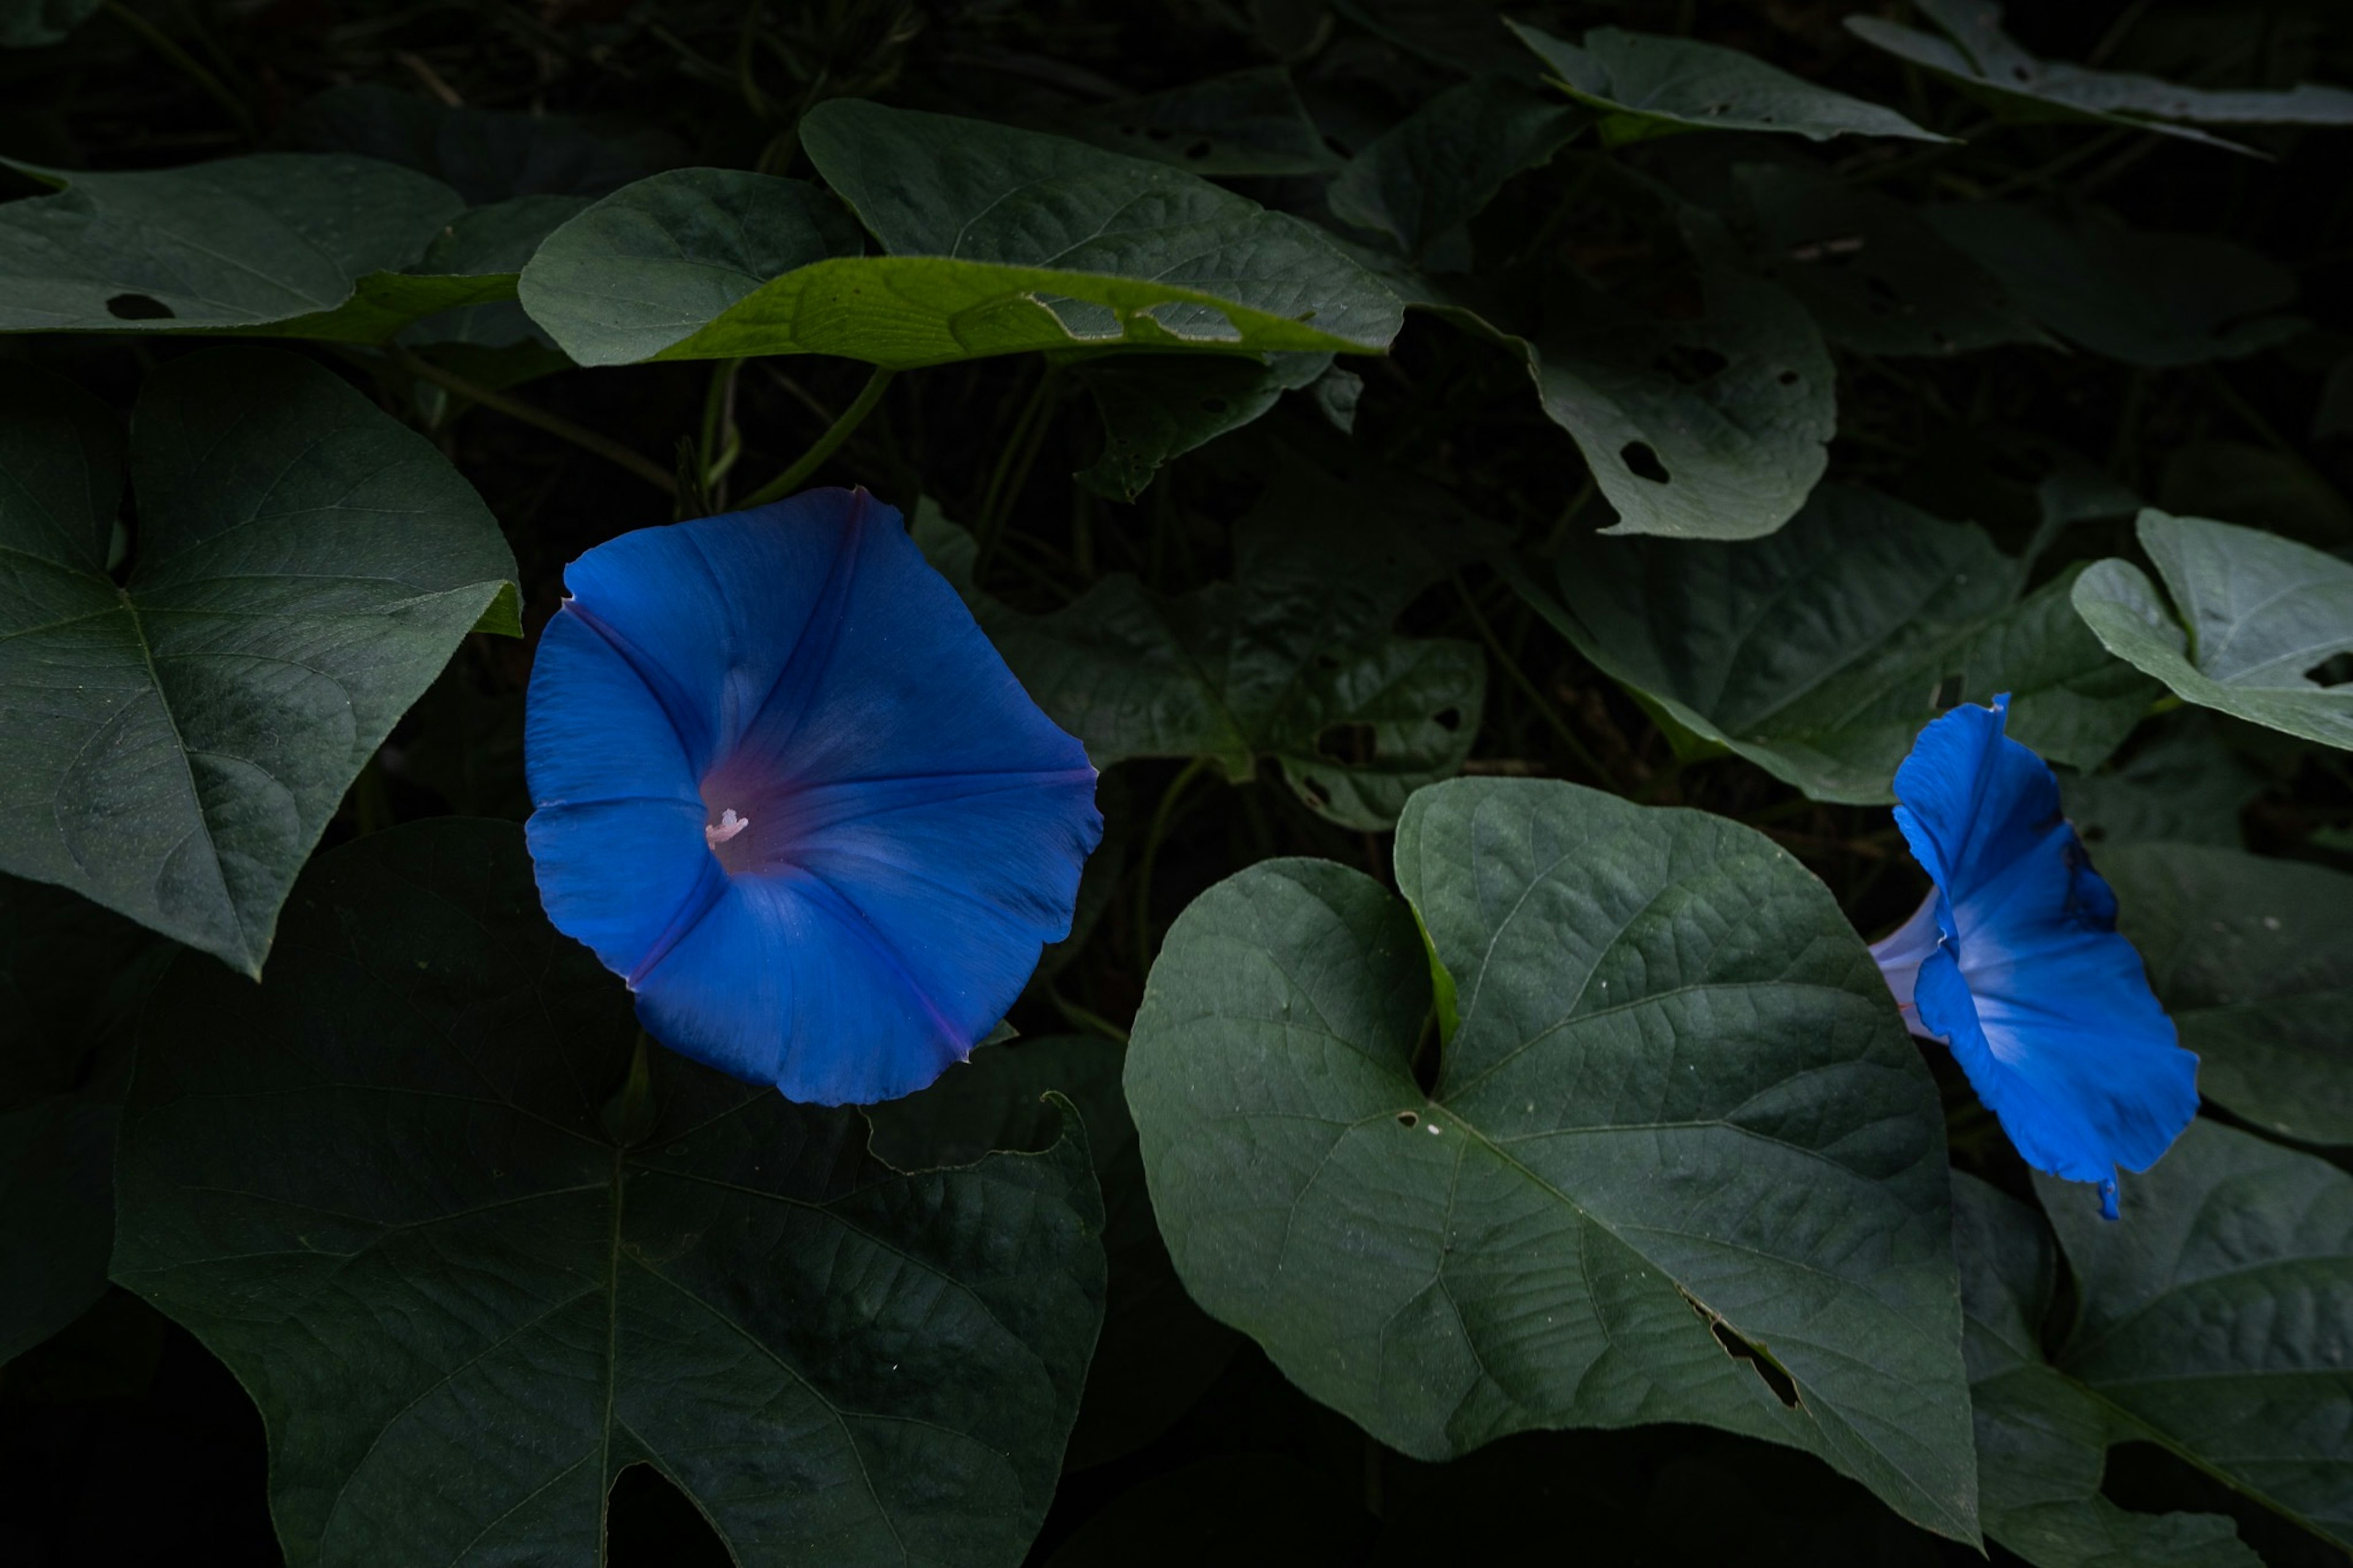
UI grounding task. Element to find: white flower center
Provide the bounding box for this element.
[705,808,751,847]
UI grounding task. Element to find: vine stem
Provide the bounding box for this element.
[1134,755,1214,980]
[738,365,896,508]
[387,346,677,496]
[1451,575,1616,790]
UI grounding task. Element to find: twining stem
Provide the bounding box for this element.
[387,347,678,496]
[1134,755,1214,980]
[738,364,897,508]
[104,1,257,140]
[1450,575,1616,790]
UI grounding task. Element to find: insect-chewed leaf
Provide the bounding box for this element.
[1507,21,1949,146]
[0,350,518,974]
[1510,483,2151,801]
[112,819,1107,1568]
[1952,1175,2260,1568]
[1124,777,1979,1542]
[2074,510,2353,750]
[917,468,1487,830]
[2102,845,2353,1148]
[2034,1120,2353,1551]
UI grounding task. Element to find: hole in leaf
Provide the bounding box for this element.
[1621,441,1670,483]
[1146,126,1173,142]
[1396,1110,1419,1129]
[1184,140,1213,160]
[1199,397,1229,414]
[2306,652,2353,687]
[1433,707,1461,732]
[1710,1319,1802,1407]
[2011,64,2033,81]
[105,293,174,320]
[607,1463,732,1567]
[1316,721,1377,763]
[1650,344,1728,385]
[1865,275,1903,313]
[1300,775,1333,808]
[1776,369,1798,386]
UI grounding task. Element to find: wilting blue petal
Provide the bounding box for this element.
[525,487,1101,1105]
[1871,695,2197,1219]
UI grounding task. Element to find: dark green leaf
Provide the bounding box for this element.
[1125,778,1979,1540]
[0,349,518,972]
[918,473,1487,830]
[2073,510,2353,750]
[1953,1174,2259,1568]
[398,192,592,354]
[0,155,517,341]
[0,877,173,1363]
[281,83,678,205]
[2102,844,2353,1147]
[1074,352,1330,502]
[1327,77,1585,263]
[1727,162,2050,357]
[2037,1119,2353,1550]
[0,0,97,48]
[1510,483,2151,802]
[1507,22,1949,146]
[113,819,1108,1567]
[1848,0,2353,153]
[2058,713,2262,849]
[866,1036,1238,1469]
[1923,204,2305,367]
[1064,67,1339,175]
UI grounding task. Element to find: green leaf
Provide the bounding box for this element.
[1848,0,2353,154]
[1327,76,1586,263]
[1064,67,1340,175]
[113,819,1108,1567]
[866,1036,1238,1469]
[2101,845,2353,1148]
[2058,714,2262,849]
[1726,162,2052,357]
[1507,21,1949,146]
[1922,204,2305,368]
[0,876,174,1363]
[2036,1118,2353,1550]
[1124,778,1979,1541]
[0,349,518,973]
[2073,510,2353,750]
[0,154,525,341]
[1073,352,1330,502]
[1508,483,2151,803]
[917,474,1487,830]
[397,192,593,354]
[1953,1174,2259,1568]
[0,0,98,48]
[1525,266,1835,539]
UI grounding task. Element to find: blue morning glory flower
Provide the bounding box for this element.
[524,488,1101,1105]
[1870,695,2197,1219]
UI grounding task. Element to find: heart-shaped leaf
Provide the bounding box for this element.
[113,818,1107,1567]
[1509,483,2151,801]
[918,472,1487,830]
[2102,844,2353,1147]
[0,154,529,342]
[1953,1173,2259,1568]
[0,349,518,972]
[2036,1119,2353,1550]
[2073,510,2353,749]
[1124,777,1978,1541]
[1508,21,1949,146]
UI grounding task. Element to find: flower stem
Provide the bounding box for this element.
[738,364,896,508]
[386,346,677,496]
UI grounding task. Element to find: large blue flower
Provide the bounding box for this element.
[524,488,1101,1105]
[1871,695,2197,1218]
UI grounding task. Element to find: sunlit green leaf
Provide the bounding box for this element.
[0,350,518,973]
[2103,844,2353,1147]
[114,819,1108,1567]
[1126,778,1979,1541]
[2073,510,2353,749]
[1509,484,2151,802]
[1508,21,1949,146]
